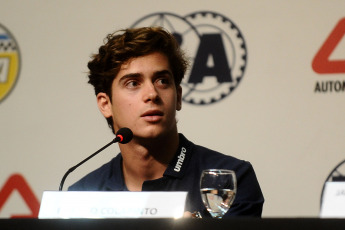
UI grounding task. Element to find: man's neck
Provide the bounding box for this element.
[119,132,179,191]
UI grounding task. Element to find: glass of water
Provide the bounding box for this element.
[200,169,237,218]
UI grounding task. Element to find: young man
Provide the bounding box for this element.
[69,27,264,217]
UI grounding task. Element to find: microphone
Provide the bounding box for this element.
[58,127,133,191]
[113,127,133,144]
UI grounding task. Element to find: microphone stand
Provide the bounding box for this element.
[59,138,116,191]
[58,127,133,191]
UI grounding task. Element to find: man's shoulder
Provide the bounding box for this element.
[68,155,120,191]
[180,134,250,169]
[193,142,248,167]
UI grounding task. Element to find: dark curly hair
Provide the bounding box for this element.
[87,27,189,133]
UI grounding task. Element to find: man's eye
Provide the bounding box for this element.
[157,78,170,85]
[126,81,139,88]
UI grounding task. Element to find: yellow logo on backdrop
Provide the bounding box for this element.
[0,24,20,103]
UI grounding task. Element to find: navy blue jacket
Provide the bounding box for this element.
[69,134,264,217]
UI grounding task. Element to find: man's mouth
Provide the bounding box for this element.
[141,110,164,117]
[141,110,164,121]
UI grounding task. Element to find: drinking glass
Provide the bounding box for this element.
[200,169,237,218]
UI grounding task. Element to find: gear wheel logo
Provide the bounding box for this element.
[0,24,21,103]
[131,11,247,105]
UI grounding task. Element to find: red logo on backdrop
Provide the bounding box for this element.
[0,174,40,218]
[312,18,345,74]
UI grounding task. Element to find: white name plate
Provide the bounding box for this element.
[39,191,187,219]
[320,182,345,218]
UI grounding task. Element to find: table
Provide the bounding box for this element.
[1,218,345,230]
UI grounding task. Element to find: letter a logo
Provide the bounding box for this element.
[0,174,40,218]
[189,34,233,84]
[312,18,345,74]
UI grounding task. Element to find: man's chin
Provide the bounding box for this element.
[135,127,171,141]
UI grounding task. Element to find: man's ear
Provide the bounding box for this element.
[97,93,113,118]
[176,86,182,111]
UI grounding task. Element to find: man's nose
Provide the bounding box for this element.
[143,83,159,102]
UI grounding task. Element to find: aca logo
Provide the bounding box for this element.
[0,174,40,218]
[312,18,345,75]
[0,24,21,103]
[131,11,247,105]
[312,18,345,93]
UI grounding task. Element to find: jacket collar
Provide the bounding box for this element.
[105,133,193,190]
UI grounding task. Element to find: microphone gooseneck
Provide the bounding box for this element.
[58,127,133,191]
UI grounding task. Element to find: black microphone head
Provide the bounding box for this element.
[115,127,133,144]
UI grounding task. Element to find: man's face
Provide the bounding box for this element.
[97,52,182,140]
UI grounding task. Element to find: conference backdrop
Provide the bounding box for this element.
[1,0,345,218]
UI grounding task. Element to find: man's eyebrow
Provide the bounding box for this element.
[154,70,173,77]
[118,70,173,82]
[118,73,141,81]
